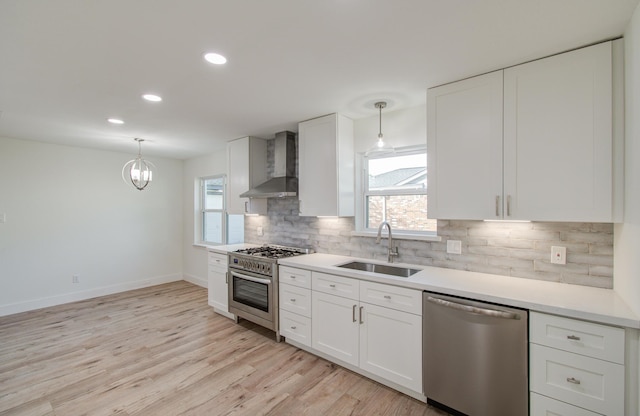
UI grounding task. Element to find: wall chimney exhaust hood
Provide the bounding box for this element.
[239,131,298,198]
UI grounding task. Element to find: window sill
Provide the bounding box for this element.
[350,231,442,242]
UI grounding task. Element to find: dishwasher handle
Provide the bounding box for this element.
[426,296,521,320]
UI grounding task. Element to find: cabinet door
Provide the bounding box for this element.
[359,303,422,393]
[504,42,612,221]
[427,71,504,219]
[298,114,354,217]
[227,137,267,215]
[311,291,359,366]
[208,267,230,314]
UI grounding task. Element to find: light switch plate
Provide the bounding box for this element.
[257,226,263,236]
[447,240,462,255]
[551,246,567,265]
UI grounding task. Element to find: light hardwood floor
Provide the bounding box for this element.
[0,281,449,416]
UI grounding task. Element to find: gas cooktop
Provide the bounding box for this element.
[233,245,313,260]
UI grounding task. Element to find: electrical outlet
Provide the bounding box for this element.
[550,246,567,265]
[257,226,264,236]
[72,275,79,284]
[446,240,462,255]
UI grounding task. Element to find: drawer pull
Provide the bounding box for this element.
[290,298,296,302]
[359,306,364,324]
[383,295,391,299]
[329,284,336,288]
[567,335,581,341]
[566,377,581,385]
[290,326,297,330]
[352,305,357,322]
[289,275,296,279]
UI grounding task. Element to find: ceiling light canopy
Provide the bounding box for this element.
[122,138,155,191]
[204,52,227,65]
[365,101,395,157]
[142,94,162,102]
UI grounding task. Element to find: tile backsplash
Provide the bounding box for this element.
[245,198,614,288]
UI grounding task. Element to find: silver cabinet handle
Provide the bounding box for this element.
[383,295,391,299]
[291,326,297,330]
[244,201,249,213]
[290,298,296,302]
[225,272,229,284]
[359,306,364,324]
[426,296,521,320]
[289,275,296,279]
[567,377,581,385]
[495,195,500,217]
[352,305,357,322]
[507,195,512,216]
[567,335,581,341]
[329,284,336,288]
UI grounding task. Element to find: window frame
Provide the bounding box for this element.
[200,174,226,245]
[357,145,437,239]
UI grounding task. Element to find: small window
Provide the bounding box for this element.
[363,147,437,235]
[202,176,225,244]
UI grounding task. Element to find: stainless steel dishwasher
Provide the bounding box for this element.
[423,292,528,416]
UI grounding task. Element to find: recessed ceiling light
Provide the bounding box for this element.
[142,94,162,102]
[108,118,124,124]
[204,52,227,65]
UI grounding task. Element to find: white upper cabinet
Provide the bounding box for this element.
[427,40,622,222]
[298,113,355,217]
[227,136,268,215]
[427,70,504,220]
[503,41,614,222]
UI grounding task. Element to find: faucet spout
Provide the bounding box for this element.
[376,221,399,263]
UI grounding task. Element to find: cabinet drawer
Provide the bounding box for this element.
[312,272,359,300]
[279,266,312,289]
[359,281,422,315]
[530,392,600,416]
[279,284,311,318]
[530,312,625,364]
[280,309,311,347]
[530,344,624,415]
[208,252,227,267]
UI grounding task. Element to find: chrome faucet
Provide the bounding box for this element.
[376,221,399,263]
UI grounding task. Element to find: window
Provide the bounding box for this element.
[200,175,244,244]
[363,146,437,235]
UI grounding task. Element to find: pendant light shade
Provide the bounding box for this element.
[122,138,155,191]
[365,101,395,157]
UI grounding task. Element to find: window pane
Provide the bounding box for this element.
[204,177,224,209]
[368,153,426,192]
[366,195,437,232]
[203,212,223,243]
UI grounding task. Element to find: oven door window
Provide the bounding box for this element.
[232,275,269,312]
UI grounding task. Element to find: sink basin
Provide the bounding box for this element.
[336,261,422,278]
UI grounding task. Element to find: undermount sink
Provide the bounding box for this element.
[336,261,422,278]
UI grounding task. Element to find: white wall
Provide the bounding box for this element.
[0,137,183,315]
[615,4,640,317]
[182,150,227,287]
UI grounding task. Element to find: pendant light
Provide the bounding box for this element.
[365,101,395,157]
[122,138,155,191]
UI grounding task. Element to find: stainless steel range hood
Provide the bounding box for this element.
[239,131,297,198]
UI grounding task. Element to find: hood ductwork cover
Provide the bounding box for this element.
[239,131,298,198]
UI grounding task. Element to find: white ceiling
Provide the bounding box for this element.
[1,0,638,159]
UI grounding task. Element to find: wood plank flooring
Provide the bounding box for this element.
[0,281,449,416]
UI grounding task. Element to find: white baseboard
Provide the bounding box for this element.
[0,273,182,317]
[183,273,207,288]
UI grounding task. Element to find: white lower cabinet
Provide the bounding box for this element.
[279,271,312,347]
[531,392,601,416]
[310,274,423,394]
[529,312,626,415]
[208,251,233,319]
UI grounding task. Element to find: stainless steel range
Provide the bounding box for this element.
[228,245,312,341]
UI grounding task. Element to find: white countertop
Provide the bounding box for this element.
[204,243,260,254]
[278,253,640,329]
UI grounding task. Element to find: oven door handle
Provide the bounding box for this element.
[230,270,272,285]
